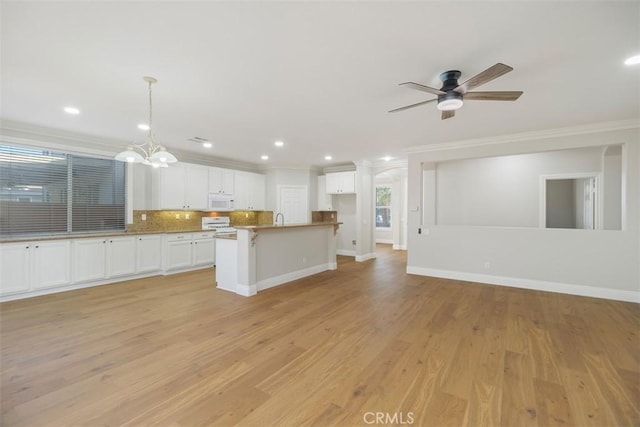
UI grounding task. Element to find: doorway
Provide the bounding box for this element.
[541,174,600,229]
[277,185,308,224]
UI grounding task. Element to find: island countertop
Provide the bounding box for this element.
[234,222,341,231]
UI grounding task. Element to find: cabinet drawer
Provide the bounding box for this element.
[193,232,215,240]
[166,234,191,242]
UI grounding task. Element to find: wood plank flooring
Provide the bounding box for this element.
[1,245,638,426]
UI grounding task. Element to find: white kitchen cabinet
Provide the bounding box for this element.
[31,240,72,290]
[135,234,162,273]
[163,232,216,272]
[192,232,216,266]
[72,236,136,282]
[1,241,71,294]
[325,171,356,194]
[72,238,107,283]
[165,234,193,271]
[234,172,266,210]
[0,242,31,295]
[153,163,209,210]
[107,236,136,278]
[209,167,235,195]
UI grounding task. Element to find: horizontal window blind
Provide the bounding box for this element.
[0,144,126,236]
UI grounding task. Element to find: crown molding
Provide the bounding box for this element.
[0,119,263,173]
[404,119,640,154]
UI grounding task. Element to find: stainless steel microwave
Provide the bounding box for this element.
[207,194,234,211]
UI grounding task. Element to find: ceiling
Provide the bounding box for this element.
[2,1,639,169]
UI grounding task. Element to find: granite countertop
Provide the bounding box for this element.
[234,222,341,231]
[215,233,237,240]
[0,229,209,243]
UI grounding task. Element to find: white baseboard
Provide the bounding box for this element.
[0,271,161,303]
[392,244,407,250]
[406,266,640,303]
[356,252,377,262]
[257,263,333,292]
[236,284,257,297]
[337,249,355,257]
[376,239,393,244]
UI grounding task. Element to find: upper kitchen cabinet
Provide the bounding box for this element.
[152,163,209,210]
[234,172,265,210]
[208,167,235,195]
[325,171,356,194]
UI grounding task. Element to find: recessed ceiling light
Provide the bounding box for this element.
[261,155,269,160]
[274,140,284,147]
[202,142,212,148]
[624,54,640,66]
[383,156,392,162]
[324,155,332,161]
[63,106,80,115]
[137,123,150,131]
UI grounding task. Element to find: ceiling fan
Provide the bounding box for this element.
[389,63,523,120]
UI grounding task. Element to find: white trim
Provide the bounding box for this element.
[236,283,258,297]
[376,238,393,244]
[0,271,161,303]
[392,244,407,250]
[356,252,377,262]
[336,249,356,256]
[539,172,603,229]
[257,263,334,291]
[404,119,640,154]
[406,266,640,303]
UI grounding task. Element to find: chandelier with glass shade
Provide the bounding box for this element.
[115,76,178,167]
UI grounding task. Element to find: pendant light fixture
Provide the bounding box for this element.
[115,76,178,167]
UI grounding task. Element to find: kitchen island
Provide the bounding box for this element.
[215,222,340,296]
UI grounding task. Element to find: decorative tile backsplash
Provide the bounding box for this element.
[312,211,338,223]
[127,210,274,233]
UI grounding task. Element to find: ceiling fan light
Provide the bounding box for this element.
[437,98,464,111]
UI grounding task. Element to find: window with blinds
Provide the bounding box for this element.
[0,144,126,236]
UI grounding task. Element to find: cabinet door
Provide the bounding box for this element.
[221,169,235,195]
[250,173,266,210]
[193,238,215,266]
[0,243,31,295]
[325,173,341,194]
[234,172,252,210]
[32,240,71,290]
[72,238,107,283]
[340,171,356,193]
[107,237,136,278]
[136,235,162,273]
[185,165,208,210]
[166,240,193,270]
[209,168,235,195]
[159,165,187,209]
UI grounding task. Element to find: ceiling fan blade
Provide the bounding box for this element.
[441,110,455,120]
[400,82,445,96]
[454,63,513,94]
[464,91,523,101]
[389,98,437,113]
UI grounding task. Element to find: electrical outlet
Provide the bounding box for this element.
[484,262,491,270]
[352,239,356,245]
[141,213,146,221]
[302,256,307,264]
[185,213,190,219]
[175,214,180,219]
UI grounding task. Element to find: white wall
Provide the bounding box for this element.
[435,147,603,227]
[407,126,639,301]
[334,194,356,256]
[265,168,319,219]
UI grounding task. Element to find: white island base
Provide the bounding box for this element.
[215,223,339,296]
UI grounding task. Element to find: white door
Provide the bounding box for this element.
[278,186,308,224]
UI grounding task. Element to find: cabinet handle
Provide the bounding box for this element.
[139,238,142,241]
[26,246,29,249]
[35,245,39,248]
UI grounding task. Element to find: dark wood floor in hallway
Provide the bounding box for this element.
[1,244,638,426]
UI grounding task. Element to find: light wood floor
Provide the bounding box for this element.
[1,245,638,426]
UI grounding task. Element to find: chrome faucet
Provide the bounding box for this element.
[275,212,284,226]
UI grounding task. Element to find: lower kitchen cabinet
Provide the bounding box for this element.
[107,236,136,278]
[164,232,216,272]
[0,240,71,296]
[71,236,136,283]
[135,234,162,273]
